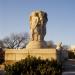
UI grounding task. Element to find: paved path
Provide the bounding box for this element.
[63,59,75,71]
[0,70,5,75]
[62,72,75,75]
[62,59,75,75]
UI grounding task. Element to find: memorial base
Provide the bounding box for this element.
[5,48,57,64]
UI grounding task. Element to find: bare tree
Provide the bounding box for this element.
[2,32,30,49]
[0,40,4,48]
[62,45,70,50]
[46,40,56,48]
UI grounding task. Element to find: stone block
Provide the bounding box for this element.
[5,48,57,64]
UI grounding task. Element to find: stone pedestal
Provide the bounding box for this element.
[26,41,47,49]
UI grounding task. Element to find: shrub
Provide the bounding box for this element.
[0,48,5,64]
[5,56,61,75]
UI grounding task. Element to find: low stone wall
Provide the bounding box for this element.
[5,48,57,64]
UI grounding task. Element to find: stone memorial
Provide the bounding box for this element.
[5,10,61,64]
[26,11,48,49]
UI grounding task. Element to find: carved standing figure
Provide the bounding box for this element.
[26,10,48,49]
[30,11,48,41]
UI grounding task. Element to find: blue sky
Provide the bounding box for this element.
[0,0,75,45]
